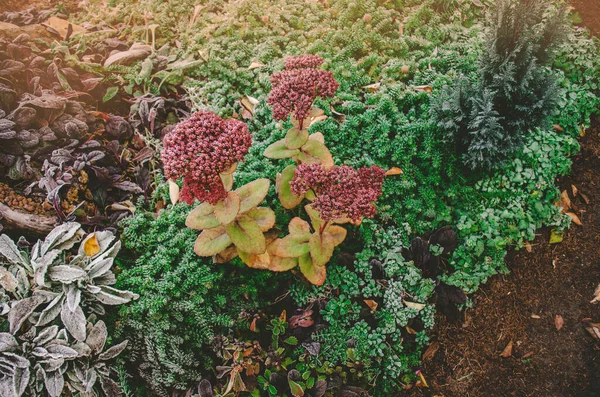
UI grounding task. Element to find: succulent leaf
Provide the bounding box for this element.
[285,127,309,150]
[235,178,270,214]
[225,215,266,255]
[326,225,347,246]
[277,165,304,209]
[288,217,311,235]
[297,140,333,168]
[214,191,241,226]
[309,232,335,267]
[275,234,310,258]
[298,253,326,286]
[186,202,220,230]
[246,207,276,232]
[264,139,300,159]
[193,227,232,256]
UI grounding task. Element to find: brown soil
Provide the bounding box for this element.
[404,123,600,397]
[573,0,600,37]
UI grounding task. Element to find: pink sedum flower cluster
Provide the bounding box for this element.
[290,163,386,222]
[161,111,252,205]
[267,54,339,123]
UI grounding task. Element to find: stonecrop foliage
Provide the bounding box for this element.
[431,0,571,170]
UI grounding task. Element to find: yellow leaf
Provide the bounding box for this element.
[83,233,100,257]
[386,167,403,176]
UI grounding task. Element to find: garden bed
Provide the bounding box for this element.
[0,0,599,396]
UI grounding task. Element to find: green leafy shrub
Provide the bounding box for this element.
[431,0,570,170]
[115,202,283,395]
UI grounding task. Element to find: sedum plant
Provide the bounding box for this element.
[0,223,138,397]
[161,110,277,268]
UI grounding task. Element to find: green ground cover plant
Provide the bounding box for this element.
[59,0,600,395]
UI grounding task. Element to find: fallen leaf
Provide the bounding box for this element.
[571,184,579,196]
[549,229,563,244]
[554,315,564,330]
[364,299,378,312]
[584,321,600,340]
[590,284,600,304]
[405,326,417,335]
[289,310,314,328]
[240,96,259,119]
[531,314,541,319]
[416,370,429,388]
[362,82,381,92]
[414,85,433,93]
[553,124,565,132]
[42,16,86,40]
[403,300,426,310]
[168,179,180,205]
[249,317,258,332]
[525,242,533,252]
[522,352,534,359]
[500,341,513,357]
[566,211,582,226]
[248,61,265,70]
[580,192,590,204]
[422,342,440,361]
[83,233,100,256]
[386,167,403,176]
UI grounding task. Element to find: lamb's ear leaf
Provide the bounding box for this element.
[246,207,276,232]
[298,253,326,286]
[186,202,220,230]
[264,139,300,159]
[225,215,266,255]
[326,225,347,246]
[309,232,335,267]
[0,235,24,265]
[194,227,232,257]
[277,165,304,209]
[9,295,45,334]
[214,191,241,226]
[236,178,271,214]
[298,140,333,168]
[275,234,310,258]
[60,302,86,342]
[285,127,309,150]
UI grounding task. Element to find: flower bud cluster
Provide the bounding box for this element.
[290,163,386,222]
[267,55,339,122]
[161,111,251,204]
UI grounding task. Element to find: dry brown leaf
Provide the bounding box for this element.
[422,341,440,361]
[553,124,565,132]
[525,242,533,252]
[403,300,426,310]
[249,317,258,332]
[362,82,381,92]
[386,167,403,176]
[531,314,541,319]
[405,326,417,335]
[554,315,564,330]
[566,211,582,226]
[364,299,378,312]
[240,96,259,119]
[414,85,433,93]
[416,371,429,388]
[571,184,579,197]
[581,192,591,205]
[500,341,513,357]
[590,284,600,304]
[42,16,86,40]
[584,321,600,340]
[248,61,265,70]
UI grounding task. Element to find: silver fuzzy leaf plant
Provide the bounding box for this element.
[0,222,139,397]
